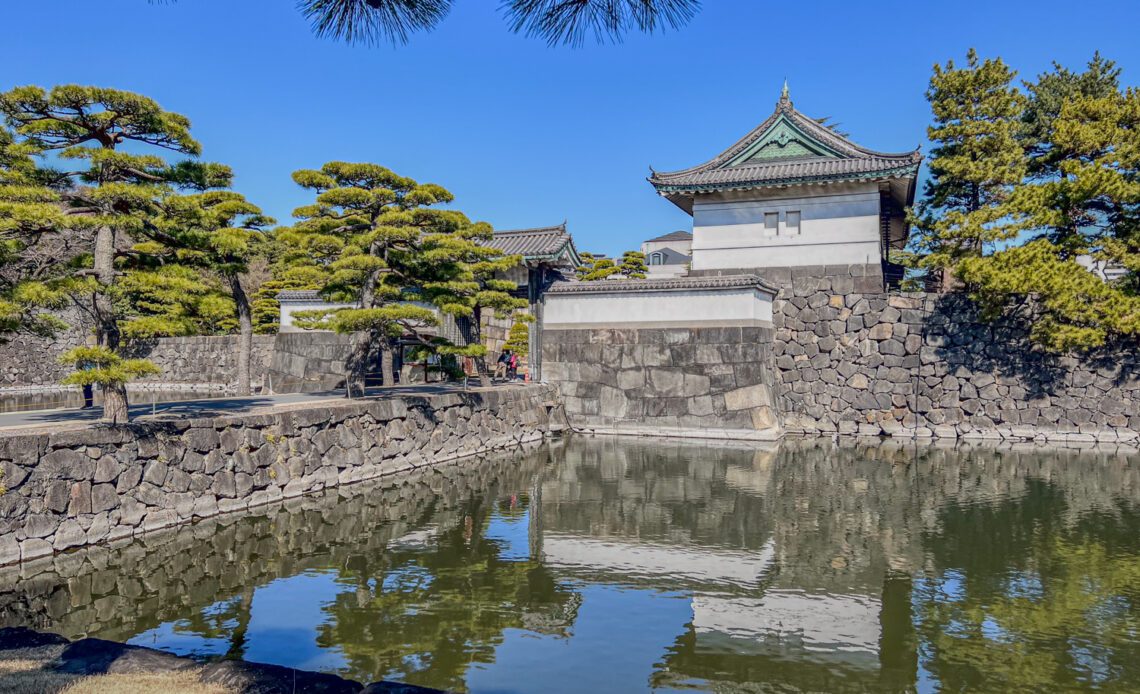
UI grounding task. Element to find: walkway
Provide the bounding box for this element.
[0,382,511,433]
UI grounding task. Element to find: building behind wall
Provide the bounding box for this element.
[649,84,921,291]
[642,230,692,278]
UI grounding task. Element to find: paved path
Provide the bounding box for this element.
[0,382,513,433]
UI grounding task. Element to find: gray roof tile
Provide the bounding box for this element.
[649,95,921,196]
[487,224,581,266]
[547,274,776,295]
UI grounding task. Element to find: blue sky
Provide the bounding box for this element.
[3,1,1138,255]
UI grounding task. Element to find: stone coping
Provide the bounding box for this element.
[546,274,777,295]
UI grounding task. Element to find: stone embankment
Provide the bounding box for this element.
[542,326,781,438]
[0,384,562,566]
[774,285,1140,443]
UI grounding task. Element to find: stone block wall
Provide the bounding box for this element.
[0,441,550,639]
[542,327,779,435]
[265,331,360,393]
[2,327,274,392]
[0,308,93,388]
[774,287,1140,442]
[689,263,887,294]
[124,336,276,390]
[0,384,559,566]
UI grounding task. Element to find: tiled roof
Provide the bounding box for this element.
[645,230,693,242]
[546,274,776,295]
[487,223,582,267]
[649,92,920,202]
[275,290,323,302]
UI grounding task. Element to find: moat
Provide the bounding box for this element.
[3,436,1139,692]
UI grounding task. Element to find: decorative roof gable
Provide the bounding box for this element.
[649,85,922,213]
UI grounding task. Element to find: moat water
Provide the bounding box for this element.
[3,436,1140,692]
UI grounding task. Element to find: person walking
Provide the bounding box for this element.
[508,351,519,381]
[494,350,511,381]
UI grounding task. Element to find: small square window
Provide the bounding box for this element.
[786,210,801,235]
[764,212,779,236]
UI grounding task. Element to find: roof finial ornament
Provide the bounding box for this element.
[778,78,792,111]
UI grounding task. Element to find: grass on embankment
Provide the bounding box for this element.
[0,645,230,693]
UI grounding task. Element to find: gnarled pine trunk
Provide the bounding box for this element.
[380,339,395,387]
[101,384,129,424]
[93,225,127,422]
[473,305,491,388]
[228,274,253,396]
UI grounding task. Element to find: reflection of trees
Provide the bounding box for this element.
[915,484,1140,692]
[172,589,255,659]
[316,493,579,692]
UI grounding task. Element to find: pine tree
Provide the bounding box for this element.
[957,65,1140,350]
[908,49,1028,287]
[0,85,230,422]
[504,319,530,357]
[282,162,524,391]
[161,191,275,394]
[577,250,647,280]
[0,125,69,337]
[618,250,648,278]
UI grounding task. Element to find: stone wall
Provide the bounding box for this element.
[2,329,275,392]
[0,308,92,388]
[264,331,359,393]
[774,287,1140,442]
[0,441,551,640]
[124,336,276,390]
[689,263,887,294]
[0,384,560,566]
[542,327,780,437]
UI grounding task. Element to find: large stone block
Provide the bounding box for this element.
[725,384,772,411]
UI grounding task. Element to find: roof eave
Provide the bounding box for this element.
[650,164,921,197]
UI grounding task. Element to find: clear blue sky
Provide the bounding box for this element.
[3,1,1138,256]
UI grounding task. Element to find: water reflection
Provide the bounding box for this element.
[2,437,1140,692]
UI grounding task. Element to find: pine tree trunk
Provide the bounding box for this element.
[93,225,120,351]
[346,330,370,397]
[229,274,253,396]
[94,225,129,422]
[102,384,129,424]
[380,338,395,387]
[473,305,491,388]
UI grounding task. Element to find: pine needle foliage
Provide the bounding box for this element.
[908,50,1028,275]
[279,161,525,388]
[910,52,1140,352]
[58,346,160,387]
[577,250,647,280]
[504,319,529,356]
[159,0,700,46]
[0,84,234,421]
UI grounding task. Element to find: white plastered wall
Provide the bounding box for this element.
[544,287,773,329]
[691,182,883,270]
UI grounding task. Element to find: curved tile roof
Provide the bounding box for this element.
[649,91,921,201]
[547,274,776,295]
[487,223,582,267]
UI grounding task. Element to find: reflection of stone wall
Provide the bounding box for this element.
[0,384,559,566]
[773,288,1140,442]
[542,327,780,435]
[0,443,552,641]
